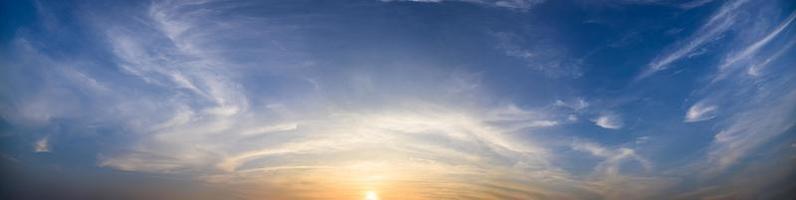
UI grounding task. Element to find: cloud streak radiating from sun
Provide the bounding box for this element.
[1,0,795,199]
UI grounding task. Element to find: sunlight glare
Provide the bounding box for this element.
[365,191,379,200]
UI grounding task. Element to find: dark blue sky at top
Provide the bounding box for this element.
[1,0,795,199]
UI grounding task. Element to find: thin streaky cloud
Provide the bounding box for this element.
[747,38,796,76]
[713,11,796,81]
[1,0,795,199]
[639,0,751,79]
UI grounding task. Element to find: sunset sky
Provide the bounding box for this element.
[1,0,795,199]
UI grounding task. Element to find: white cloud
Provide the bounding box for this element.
[484,104,562,131]
[681,7,796,176]
[10,0,789,198]
[528,120,559,127]
[684,102,718,122]
[705,90,796,173]
[635,136,650,144]
[381,0,545,10]
[554,98,589,111]
[747,39,796,76]
[569,140,671,199]
[571,140,652,175]
[567,114,578,122]
[593,113,623,129]
[720,13,795,68]
[715,12,796,80]
[639,0,751,79]
[493,32,583,78]
[491,0,545,9]
[78,2,592,198]
[679,0,716,9]
[34,137,50,153]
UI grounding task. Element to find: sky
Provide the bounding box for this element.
[1,0,795,199]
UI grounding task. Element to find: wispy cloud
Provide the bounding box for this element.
[3,0,794,199]
[678,0,716,9]
[484,104,563,131]
[59,1,589,198]
[705,90,796,173]
[608,0,716,9]
[714,11,796,80]
[381,0,545,10]
[493,32,583,78]
[34,136,50,153]
[639,0,751,79]
[747,38,796,76]
[554,98,589,111]
[571,140,651,175]
[569,140,673,199]
[682,6,796,176]
[684,102,718,122]
[593,113,623,129]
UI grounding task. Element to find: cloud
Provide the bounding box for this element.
[714,11,796,80]
[635,136,650,144]
[4,0,793,199]
[491,0,545,9]
[705,89,796,172]
[99,100,579,198]
[639,0,751,79]
[607,0,715,9]
[568,114,578,122]
[571,140,651,175]
[484,104,562,131]
[593,113,623,129]
[747,38,796,76]
[381,0,545,10]
[493,32,583,78]
[679,135,796,199]
[528,120,559,127]
[569,140,674,199]
[684,102,718,122]
[554,98,589,111]
[34,137,50,153]
[52,1,589,198]
[678,0,716,9]
[682,5,796,176]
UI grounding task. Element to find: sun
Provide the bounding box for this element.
[364,191,379,200]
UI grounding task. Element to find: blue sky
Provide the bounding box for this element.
[1,0,795,199]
